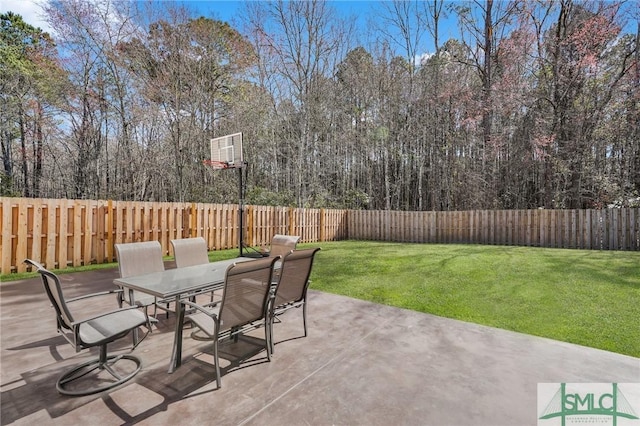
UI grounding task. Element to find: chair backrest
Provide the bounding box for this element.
[269,234,300,259]
[272,248,321,308]
[171,237,209,268]
[115,241,165,278]
[218,257,278,332]
[24,259,75,331]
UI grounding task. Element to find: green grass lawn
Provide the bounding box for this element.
[302,241,640,358]
[5,241,639,357]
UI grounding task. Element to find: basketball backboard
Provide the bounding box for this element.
[210,132,243,168]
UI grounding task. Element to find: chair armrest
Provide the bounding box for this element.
[66,288,124,304]
[181,299,218,318]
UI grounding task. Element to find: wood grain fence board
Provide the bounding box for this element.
[135,202,143,243]
[59,199,68,269]
[510,210,516,245]
[538,209,549,247]
[591,210,597,249]
[489,210,494,245]
[45,202,56,268]
[15,199,28,273]
[576,209,583,249]
[509,209,515,245]
[219,204,227,249]
[521,210,527,246]
[606,211,618,250]
[1,199,11,273]
[594,209,602,249]
[478,210,484,244]
[200,203,207,238]
[209,203,217,248]
[362,210,369,241]
[626,208,633,250]
[31,200,42,268]
[95,202,103,263]
[622,208,629,250]
[586,209,592,250]
[601,209,608,249]
[113,201,121,246]
[411,211,416,242]
[525,210,531,246]
[83,201,93,266]
[72,200,82,266]
[600,209,608,249]
[631,209,637,250]
[373,210,379,241]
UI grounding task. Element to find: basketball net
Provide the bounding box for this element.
[203,159,230,170]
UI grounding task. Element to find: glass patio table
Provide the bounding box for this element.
[114,257,254,373]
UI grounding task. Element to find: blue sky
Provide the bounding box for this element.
[0,0,377,32]
[5,0,637,65]
[2,0,452,59]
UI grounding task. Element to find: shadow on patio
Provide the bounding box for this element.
[1,267,638,425]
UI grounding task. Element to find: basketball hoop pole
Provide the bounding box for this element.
[238,163,245,257]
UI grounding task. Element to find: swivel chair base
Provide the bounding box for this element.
[56,351,141,396]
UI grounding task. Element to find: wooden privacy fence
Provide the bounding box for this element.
[349,208,640,250]
[1,197,638,274]
[0,198,347,274]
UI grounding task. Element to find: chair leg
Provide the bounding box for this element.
[268,316,274,355]
[302,301,308,337]
[213,340,221,389]
[264,318,272,361]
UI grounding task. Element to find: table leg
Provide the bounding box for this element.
[130,288,139,345]
[169,295,184,373]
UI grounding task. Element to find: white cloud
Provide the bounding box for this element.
[415,52,434,67]
[1,0,54,35]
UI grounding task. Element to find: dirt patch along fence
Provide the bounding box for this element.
[1,197,637,274]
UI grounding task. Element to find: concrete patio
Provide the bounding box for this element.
[1,265,638,425]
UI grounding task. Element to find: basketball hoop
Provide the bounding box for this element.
[203,159,229,170]
[206,132,249,257]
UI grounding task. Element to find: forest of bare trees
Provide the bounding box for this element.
[1,0,638,211]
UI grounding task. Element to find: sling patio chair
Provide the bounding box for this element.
[179,256,279,389]
[171,237,217,304]
[268,247,321,355]
[24,259,150,396]
[115,241,172,320]
[267,234,301,259]
[171,237,209,268]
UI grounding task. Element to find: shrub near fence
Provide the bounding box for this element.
[1,197,638,274]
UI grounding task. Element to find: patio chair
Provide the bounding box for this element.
[115,241,171,319]
[171,237,217,304]
[24,259,149,396]
[171,237,209,268]
[268,234,300,258]
[268,247,321,354]
[180,256,279,389]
